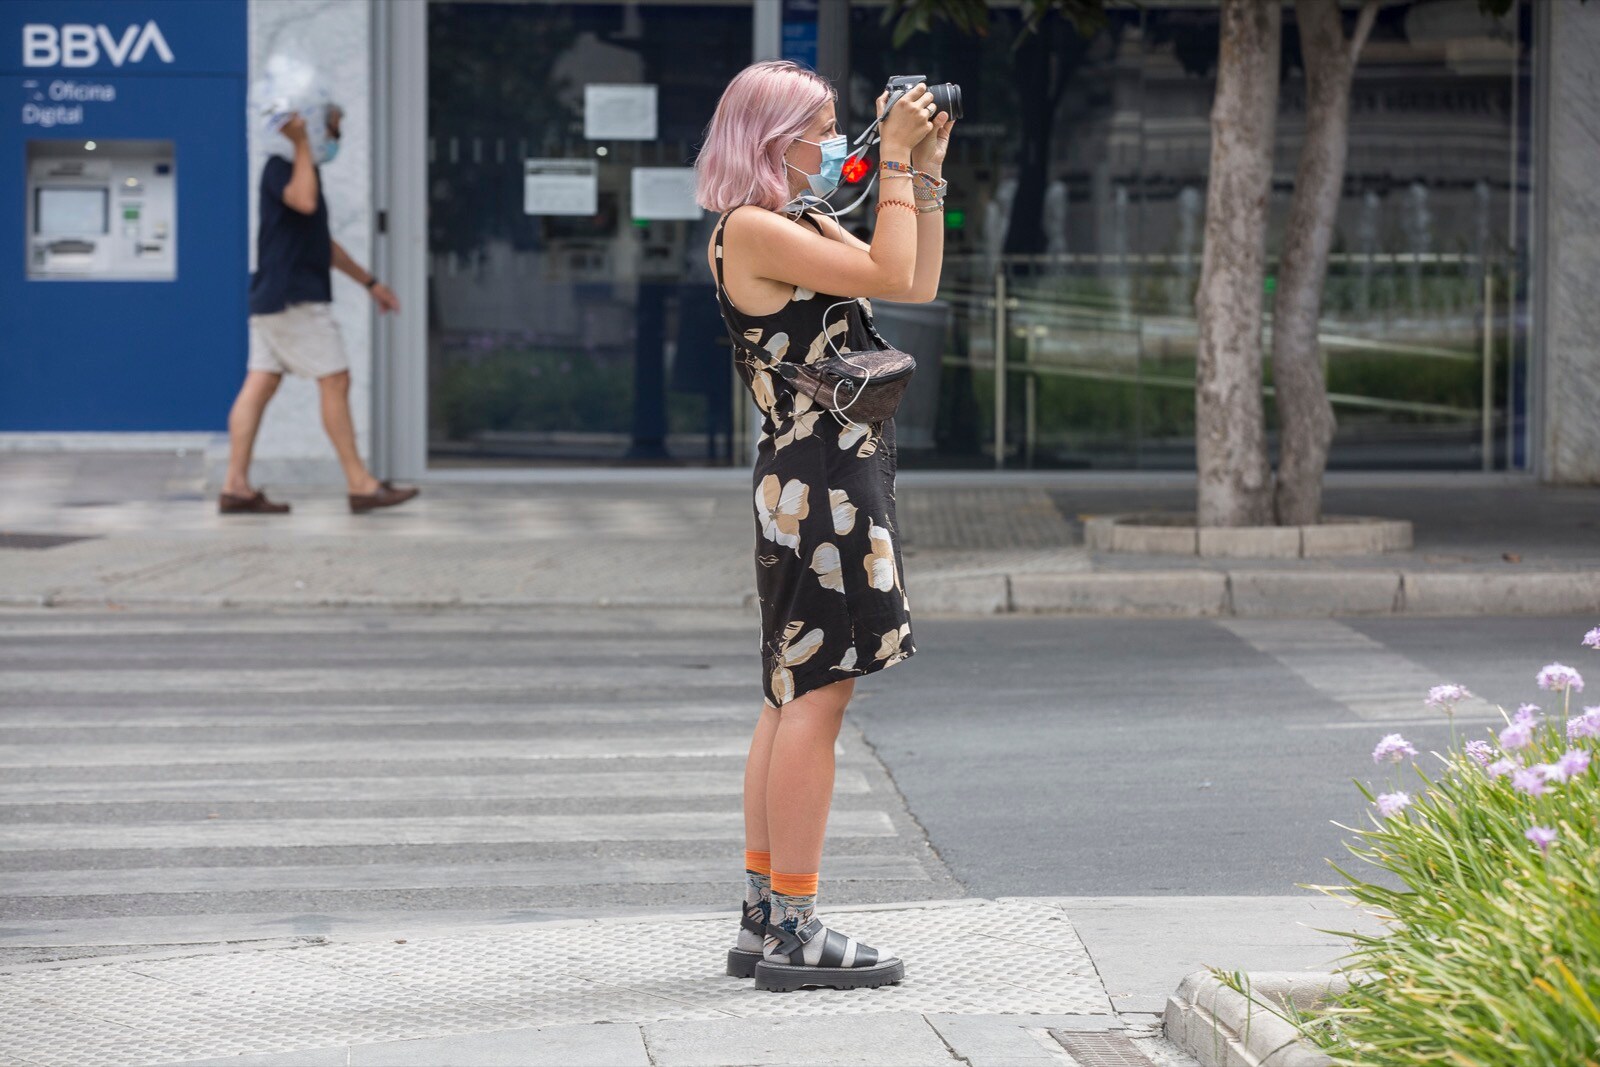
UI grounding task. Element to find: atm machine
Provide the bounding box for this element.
[26,140,176,280]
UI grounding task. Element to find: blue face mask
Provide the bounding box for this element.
[318,136,340,165]
[787,133,849,199]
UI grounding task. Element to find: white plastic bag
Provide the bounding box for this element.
[251,51,336,162]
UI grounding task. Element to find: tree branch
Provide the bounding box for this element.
[1348,0,1380,62]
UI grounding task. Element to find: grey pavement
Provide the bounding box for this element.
[2,452,1595,1064]
[3,607,1569,1065]
[1,451,1597,616]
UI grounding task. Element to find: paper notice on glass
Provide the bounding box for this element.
[523,158,598,216]
[584,84,657,141]
[631,167,701,221]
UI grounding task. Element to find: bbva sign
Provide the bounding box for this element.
[23,21,175,68]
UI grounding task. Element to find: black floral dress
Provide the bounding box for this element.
[712,207,915,708]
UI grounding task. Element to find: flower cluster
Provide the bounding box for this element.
[1372,733,1418,764]
[1367,624,1600,853]
[1536,663,1584,693]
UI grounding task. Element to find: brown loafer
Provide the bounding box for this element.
[349,481,419,513]
[219,490,291,514]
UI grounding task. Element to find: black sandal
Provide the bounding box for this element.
[726,893,768,978]
[754,915,905,992]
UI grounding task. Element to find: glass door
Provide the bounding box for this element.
[425,1,752,466]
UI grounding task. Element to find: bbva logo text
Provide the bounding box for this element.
[23,22,175,68]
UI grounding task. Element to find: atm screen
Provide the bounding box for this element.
[36,187,109,236]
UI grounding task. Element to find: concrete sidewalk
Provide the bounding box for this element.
[0,896,1386,1067]
[1,450,1596,617]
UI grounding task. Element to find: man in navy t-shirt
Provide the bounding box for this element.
[219,106,418,514]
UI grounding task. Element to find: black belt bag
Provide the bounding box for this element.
[729,307,916,424]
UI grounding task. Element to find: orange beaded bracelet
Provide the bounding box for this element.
[875,199,917,217]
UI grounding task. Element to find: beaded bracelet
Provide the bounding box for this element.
[880,159,915,176]
[875,199,918,218]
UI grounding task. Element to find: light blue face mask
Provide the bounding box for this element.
[787,133,849,199]
[318,136,340,165]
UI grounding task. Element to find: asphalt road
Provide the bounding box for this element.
[1,607,1591,963]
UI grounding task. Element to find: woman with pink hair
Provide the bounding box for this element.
[696,59,955,993]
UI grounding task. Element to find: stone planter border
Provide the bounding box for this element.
[1084,514,1412,558]
[1164,969,1374,1066]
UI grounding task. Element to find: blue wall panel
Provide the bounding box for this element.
[1,0,248,431]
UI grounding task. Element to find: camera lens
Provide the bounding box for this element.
[931,83,963,121]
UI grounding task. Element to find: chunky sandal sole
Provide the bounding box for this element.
[752,957,905,992]
[726,947,762,978]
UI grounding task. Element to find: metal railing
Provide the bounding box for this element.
[941,253,1512,471]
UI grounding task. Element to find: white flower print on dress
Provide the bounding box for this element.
[805,318,850,365]
[809,542,843,592]
[875,622,911,665]
[863,520,898,592]
[773,391,819,451]
[831,646,859,672]
[838,421,881,458]
[829,489,857,536]
[756,475,810,554]
[770,620,825,705]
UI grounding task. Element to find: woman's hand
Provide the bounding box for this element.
[911,111,955,173]
[877,83,935,153]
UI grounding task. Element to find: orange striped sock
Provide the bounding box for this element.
[744,850,771,877]
[770,871,819,898]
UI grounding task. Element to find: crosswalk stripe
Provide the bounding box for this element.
[0,735,777,768]
[1220,619,1498,722]
[0,854,928,897]
[0,664,751,694]
[0,769,874,804]
[0,704,758,729]
[0,810,899,851]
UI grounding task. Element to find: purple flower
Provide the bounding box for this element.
[1375,792,1412,818]
[1525,825,1558,854]
[1373,733,1419,765]
[1513,703,1541,724]
[1537,663,1585,693]
[1512,767,1550,796]
[1426,684,1472,712]
[1555,748,1592,779]
[1568,707,1600,742]
[1499,719,1537,752]
[1463,739,1496,767]
[1530,761,1566,784]
[1486,757,1519,779]
[1582,627,1600,650]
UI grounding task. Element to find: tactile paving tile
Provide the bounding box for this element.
[0,899,1112,1066]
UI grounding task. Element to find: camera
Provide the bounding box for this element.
[884,74,963,122]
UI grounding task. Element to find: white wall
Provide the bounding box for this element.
[246,0,374,476]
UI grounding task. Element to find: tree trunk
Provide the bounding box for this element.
[1271,0,1377,525]
[1195,0,1279,527]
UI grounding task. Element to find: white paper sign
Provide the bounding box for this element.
[523,158,598,216]
[584,83,657,141]
[631,167,701,221]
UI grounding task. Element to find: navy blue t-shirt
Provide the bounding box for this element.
[248,155,332,316]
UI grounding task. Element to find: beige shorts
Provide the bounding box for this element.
[248,302,350,379]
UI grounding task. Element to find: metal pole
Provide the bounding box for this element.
[1482,271,1494,471]
[1024,327,1038,469]
[994,268,1007,470]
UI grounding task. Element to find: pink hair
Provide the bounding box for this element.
[695,60,836,213]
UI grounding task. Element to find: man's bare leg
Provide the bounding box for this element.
[222,371,282,497]
[317,370,381,496]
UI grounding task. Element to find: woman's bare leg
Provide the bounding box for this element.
[743,704,781,853]
[765,678,855,877]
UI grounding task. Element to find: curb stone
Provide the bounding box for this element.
[1164,970,1372,1067]
[5,568,1600,617]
